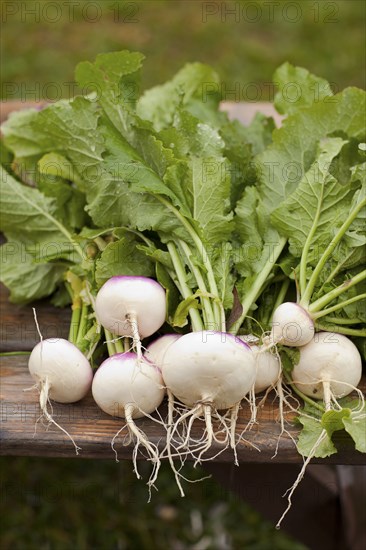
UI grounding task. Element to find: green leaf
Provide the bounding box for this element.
[172,295,201,328]
[0,167,81,263]
[343,416,366,453]
[274,62,333,115]
[137,62,221,131]
[191,155,234,246]
[0,166,61,238]
[75,50,144,127]
[136,244,174,271]
[297,414,337,458]
[279,346,300,375]
[95,237,154,287]
[82,119,192,239]
[235,186,281,281]
[321,408,351,436]
[0,242,64,303]
[2,99,104,179]
[271,137,352,259]
[257,87,366,213]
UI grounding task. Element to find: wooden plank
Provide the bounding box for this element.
[0,287,70,352]
[1,355,365,462]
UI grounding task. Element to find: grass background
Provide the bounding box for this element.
[1,1,365,548]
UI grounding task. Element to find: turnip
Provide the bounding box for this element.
[238,337,285,453]
[277,332,363,528]
[163,332,255,409]
[270,302,315,347]
[292,332,362,404]
[238,337,281,394]
[95,276,166,357]
[92,352,165,486]
[28,337,93,454]
[161,331,256,493]
[252,346,281,393]
[144,333,181,369]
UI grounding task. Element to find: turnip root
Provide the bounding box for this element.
[28,338,93,454]
[92,352,165,486]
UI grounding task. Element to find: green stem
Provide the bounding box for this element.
[323,250,355,287]
[283,371,324,413]
[301,196,366,307]
[314,322,366,337]
[308,270,366,313]
[0,351,31,357]
[312,293,366,319]
[94,237,108,251]
[114,337,124,354]
[76,303,89,346]
[270,278,291,323]
[68,300,82,345]
[104,329,117,356]
[323,316,362,325]
[120,227,154,247]
[167,242,203,332]
[299,186,324,297]
[230,237,287,334]
[178,240,216,330]
[167,268,184,296]
[156,196,222,325]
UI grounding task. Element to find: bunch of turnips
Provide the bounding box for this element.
[1,51,365,526]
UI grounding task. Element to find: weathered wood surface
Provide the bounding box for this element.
[1,286,364,462]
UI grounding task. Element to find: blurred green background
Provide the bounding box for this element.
[1,1,364,548]
[1,0,365,101]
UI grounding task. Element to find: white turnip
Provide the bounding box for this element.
[292,332,362,404]
[161,331,256,492]
[92,352,165,485]
[28,338,93,453]
[95,276,166,357]
[144,333,181,369]
[271,302,315,347]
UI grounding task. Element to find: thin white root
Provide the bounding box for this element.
[194,404,214,466]
[32,307,43,343]
[176,405,204,451]
[273,376,291,458]
[39,378,81,455]
[165,390,186,497]
[322,379,332,412]
[126,313,142,360]
[276,428,328,529]
[124,404,161,491]
[249,386,257,426]
[111,423,128,463]
[257,385,274,408]
[230,402,240,466]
